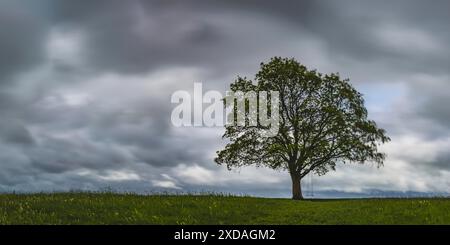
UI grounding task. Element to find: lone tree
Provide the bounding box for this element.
[215,57,390,200]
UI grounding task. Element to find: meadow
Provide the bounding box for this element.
[1,193,449,224]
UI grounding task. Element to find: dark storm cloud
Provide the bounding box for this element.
[0,1,48,84]
[0,91,17,113]
[43,0,450,77]
[424,153,450,172]
[0,119,34,146]
[0,0,450,193]
[27,135,131,173]
[14,87,205,173]
[410,74,450,132]
[238,0,450,75]
[46,0,227,74]
[419,94,450,130]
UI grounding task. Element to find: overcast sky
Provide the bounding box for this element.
[1,0,450,197]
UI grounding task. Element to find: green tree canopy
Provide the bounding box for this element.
[215,57,390,199]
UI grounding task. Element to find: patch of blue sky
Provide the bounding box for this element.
[356,82,407,114]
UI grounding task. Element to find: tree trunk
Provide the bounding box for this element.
[291,173,304,200]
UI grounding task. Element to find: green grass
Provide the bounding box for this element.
[0,193,449,224]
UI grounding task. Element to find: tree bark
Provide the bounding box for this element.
[291,173,303,200]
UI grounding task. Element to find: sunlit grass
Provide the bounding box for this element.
[1,193,449,224]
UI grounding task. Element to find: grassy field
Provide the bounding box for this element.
[0,193,449,224]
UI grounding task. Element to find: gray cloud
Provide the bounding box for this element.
[0,119,34,146]
[0,1,48,84]
[46,0,229,75]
